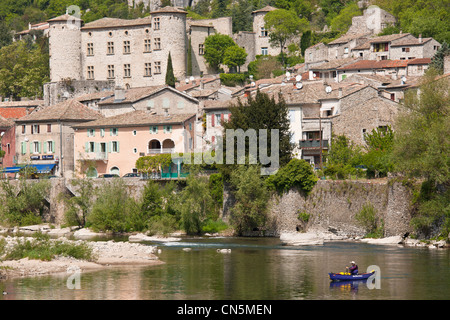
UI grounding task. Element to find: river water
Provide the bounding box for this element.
[1,237,449,300]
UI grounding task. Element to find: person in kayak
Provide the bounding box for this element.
[346,261,358,275]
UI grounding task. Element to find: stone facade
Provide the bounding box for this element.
[331,86,401,146]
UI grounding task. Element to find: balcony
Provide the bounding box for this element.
[299,139,329,149]
[147,148,175,154]
[85,152,108,160]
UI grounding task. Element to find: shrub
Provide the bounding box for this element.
[201,218,230,234]
[219,73,246,86]
[355,203,384,238]
[266,158,318,195]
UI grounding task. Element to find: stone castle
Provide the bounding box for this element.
[45,5,278,106]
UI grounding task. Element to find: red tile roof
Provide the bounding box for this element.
[0,108,28,120]
[337,60,409,71]
[407,58,431,65]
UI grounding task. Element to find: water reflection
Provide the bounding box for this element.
[1,239,449,300]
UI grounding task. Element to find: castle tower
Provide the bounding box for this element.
[252,6,278,56]
[47,14,83,82]
[150,6,187,81]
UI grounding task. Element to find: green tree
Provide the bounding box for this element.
[264,9,309,66]
[362,126,395,178]
[231,0,254,33]
[429,42,450,74]
[61,178,95,227]
[204,33,237,72]
[300,30,312,57]
[221,90,293,179]
[0,21,12,49]
[330,2,361,33]
[229,165,270,235]
[266,158,318,195]
[165,52,176,88]
[0,40,49,99]
[392,71,449,184]
[223,45,248,73]
[177,171,213,235]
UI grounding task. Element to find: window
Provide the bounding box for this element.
[87,129,95,137]
[33,141,40,154]
[133,130,137,136]
[150,126,158,134]
[144,63,152,77]
[46,141,54,153]
[373,42,388,52]
[124,64,131,78]
[87,66,94,79]
[22,125,26,134]
[215,114,221,125]
[87,43,94,56]
[289,110,295,122]
[154,61,161,74]
[154,38,161,50]
[144,39,151,52]
[100,128,105,137]
[47,124,51,133]
[89,142,95,153]
[390,93,395,101]
[153,17,160,30]
[260,27,268,37]
[112,141,119,153]
[133,148,138,154]
[31,124,40,134]
[163,125,172,133]
[199,43,204,55]
[107,65,115,79]
[380,55,387,60]
[402,47,410,52]
[110,128,119,136]
[100,142,106,153]
[344,47,349,54]
[261,47,268,55]
[123,40,130,54]
[107,42,114,55]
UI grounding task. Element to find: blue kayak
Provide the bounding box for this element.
[329,271,375,281]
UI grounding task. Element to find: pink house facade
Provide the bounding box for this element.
[72,111,196,177]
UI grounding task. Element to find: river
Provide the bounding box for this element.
[1,237,449,300]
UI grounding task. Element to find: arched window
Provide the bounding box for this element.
[110,166,120,176]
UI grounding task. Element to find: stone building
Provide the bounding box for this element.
[72,111,196,177]
[14,99,103,178]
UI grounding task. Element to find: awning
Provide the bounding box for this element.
[1,164,56,174]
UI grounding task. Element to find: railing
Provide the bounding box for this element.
[299,140,329,149]
[86,152,108,160]
[147,148,175,154]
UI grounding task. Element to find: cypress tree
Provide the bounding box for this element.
[165,52,176,88]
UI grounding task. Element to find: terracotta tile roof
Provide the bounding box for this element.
[252,6,277,13]
[203,98,242,110]
[0,100,43,108]
[390,37,433,47]
[76,90,114,102]
[98,85,198,105]
[150,6,188,14]
[0,108,29,120]
[0,115,13,128]
[310,58,359,70]
[72,111,195,128]
[17,99,103,122]
[82,16,152,30]
[407,58,431,65]
[328,33,370,45]
[337,59,409,71]
[47,14,82,22]
[368,33,411,43]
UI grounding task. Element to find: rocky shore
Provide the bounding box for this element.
[0,225,164,280]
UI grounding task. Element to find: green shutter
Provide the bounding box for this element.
[52,140,55,153]
[107,141,111,153]
[85,142,89,153]
[110,128,113,136]
[116,141,120,153]
[21,142,26,154]
[101,128,105,137]
[30,142,33,153]
[43,141,47,153]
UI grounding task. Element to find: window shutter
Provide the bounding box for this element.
[110,128,113,136]
[107,142,111,153]
[101,128,104,137]
[52,140,55,153]
[85,142,89,153]
[21,142,26,155]
[29,142,33,153]
[38,142,42,153]
[211,114,215,127]
[43,141,47,153]
[117,141,120,153]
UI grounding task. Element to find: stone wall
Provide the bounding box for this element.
[265,179,413,237]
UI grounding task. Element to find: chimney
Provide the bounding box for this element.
[114,86,125,102]
[200,79,204,90]
[338,87,343,98]
[418,34,422,43]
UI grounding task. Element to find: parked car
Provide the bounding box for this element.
[122,173,141,178]
[98,174,120,178]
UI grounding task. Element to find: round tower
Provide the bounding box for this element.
[150,6,187,81]
[47,14,83,82]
